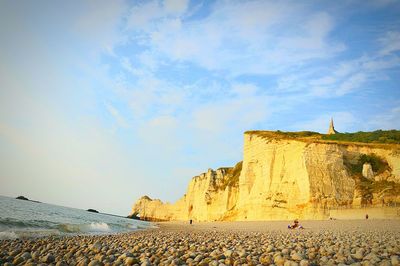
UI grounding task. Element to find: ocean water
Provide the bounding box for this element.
[0,196,151,240]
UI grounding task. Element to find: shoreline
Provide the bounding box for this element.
[1,220,399,265]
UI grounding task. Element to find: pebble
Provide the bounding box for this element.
[0,221,398,266]
[291,252,303,261]
[88,259,104,266]
[392,255,400,266]
[21,252,32,260]
[42,253,55,263]
[91,242,102,253]
[224,249,233,258]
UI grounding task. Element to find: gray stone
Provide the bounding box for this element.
[42,254,55,263]
[91,242,103,253]
[224,250,233,258]
[21,252,32,260]
[291,252,303,261]
[88,259,104,266]
[391,256,400,266]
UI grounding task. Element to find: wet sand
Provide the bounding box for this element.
[1,220,399,265]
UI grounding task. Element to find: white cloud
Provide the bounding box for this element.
[191,83,270,134]
[336,73,367,96]
[127,0,188,31]
[129,0,342,76]
[74,0,128,52]
[379,31,400,56]
[301,38,400,98]
[164,0,189,14]
[2,0,400,214]
[127,1,162,29]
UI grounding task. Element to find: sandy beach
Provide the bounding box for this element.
[1,220,400,266]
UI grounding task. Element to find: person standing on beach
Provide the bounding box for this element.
[366,214,369,219]
[288,219,303,229]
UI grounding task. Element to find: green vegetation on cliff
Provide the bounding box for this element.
[344,153,389,176]
[356,177,400,205]
[246,129,400,145]
[344,153,398,205]
[218,161,243,190]
[322,130,400,144]
[246,130,321,139]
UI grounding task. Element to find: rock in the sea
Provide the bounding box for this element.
[16,195,29,200]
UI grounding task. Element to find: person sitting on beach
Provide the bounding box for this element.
[288,219,304,229]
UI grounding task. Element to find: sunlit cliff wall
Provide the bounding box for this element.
[131,132,400,221]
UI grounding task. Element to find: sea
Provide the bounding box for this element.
[0,195,152,240]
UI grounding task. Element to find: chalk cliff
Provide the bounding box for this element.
[131,131,400,221]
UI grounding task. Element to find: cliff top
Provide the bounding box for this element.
[245,130,400,148]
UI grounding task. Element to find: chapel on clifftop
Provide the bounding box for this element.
[327,118,339,135]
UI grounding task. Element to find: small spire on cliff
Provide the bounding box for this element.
[327,118,338,135]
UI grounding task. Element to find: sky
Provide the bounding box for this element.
[0,0,399,215]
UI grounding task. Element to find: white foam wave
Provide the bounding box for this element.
[0,229,60,240]
[87,222,111,232]
[59,222,111,233]
[0,231,18,240]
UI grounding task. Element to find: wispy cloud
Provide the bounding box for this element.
[1,0,400,214]
[379,31,400,56]
[126,1,343,76]
[105,102,129,128]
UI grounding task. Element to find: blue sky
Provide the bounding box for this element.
[0,0,399,215]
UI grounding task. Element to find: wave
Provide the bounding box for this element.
[0,231,18,240]
[0,217,55,229]
[0,217,152,240]
[0,229,60,240]
[57,222,112,233]
[0,222,114,240]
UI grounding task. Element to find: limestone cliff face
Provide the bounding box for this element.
[131,132,400,221]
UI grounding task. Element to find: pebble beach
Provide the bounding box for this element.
[1,220,400,266]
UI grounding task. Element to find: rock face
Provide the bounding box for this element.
[131,131,400,221]
[362,163,374,180]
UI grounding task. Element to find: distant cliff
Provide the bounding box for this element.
[131,131,400,221]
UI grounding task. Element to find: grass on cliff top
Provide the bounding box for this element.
[321,130,400,144]
[245,129,400,145]
[245,130,321,140]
